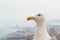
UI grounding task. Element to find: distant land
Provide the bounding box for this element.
[0,19,60,38]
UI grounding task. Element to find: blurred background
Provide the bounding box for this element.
[0,0,60,40]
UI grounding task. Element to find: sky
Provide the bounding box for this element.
[0,0,60,37]
[0,0,60,20]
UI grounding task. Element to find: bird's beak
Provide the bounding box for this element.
[27,16,35,21]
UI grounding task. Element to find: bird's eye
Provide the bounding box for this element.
[37,14,41,16]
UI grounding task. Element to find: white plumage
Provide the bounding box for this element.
[27,13,52,40]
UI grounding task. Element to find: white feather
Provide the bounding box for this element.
[27,14,52,40]
[33,14,52,40]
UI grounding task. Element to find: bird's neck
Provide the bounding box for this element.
[36,22,47,33]
[34,22,51,40]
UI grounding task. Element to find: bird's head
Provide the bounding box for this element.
[27,14,45,23]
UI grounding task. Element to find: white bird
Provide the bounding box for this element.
[27,13,52,40]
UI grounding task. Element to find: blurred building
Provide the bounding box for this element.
[6,27,34,40]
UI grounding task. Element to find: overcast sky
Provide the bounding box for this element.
[0,0,60,21]
[0,0,60,37]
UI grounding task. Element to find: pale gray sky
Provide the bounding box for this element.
[0,0,60,21]
[0,0,60,37]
